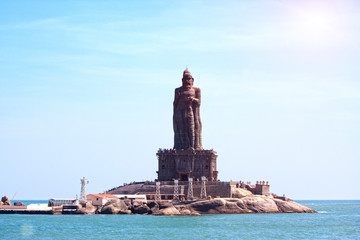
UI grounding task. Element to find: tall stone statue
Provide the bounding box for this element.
[173,69,203,150]
[157,69,218,181]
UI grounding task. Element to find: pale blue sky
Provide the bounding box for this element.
[1,0,359,200]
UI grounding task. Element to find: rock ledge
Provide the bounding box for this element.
[82,195,316,216]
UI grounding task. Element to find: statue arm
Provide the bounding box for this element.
[173,88,180,109]
[192,87,201,106]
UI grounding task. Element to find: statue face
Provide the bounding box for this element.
[182,75,193,87]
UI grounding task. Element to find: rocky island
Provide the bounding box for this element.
[74,189,315,215]
[90,69,315,216]
[0,69,316,215]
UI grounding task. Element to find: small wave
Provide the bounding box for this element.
[318,211,328,213]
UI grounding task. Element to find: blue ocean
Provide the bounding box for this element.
[0,200,359,239]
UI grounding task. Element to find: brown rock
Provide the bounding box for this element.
[131,204,150,214]
[180,208,201,216]
[242,195,279,213]
[124,199,132,206]
[151,201,181,215]
[235,199,246,209]
[273,199,316,213]
[154,206,181,215]
[1,196,9,202]
[147,201,159,209]
[100,199,130,214]
[188,195,316,214]
[158,201,173,209]
[76,205,97,215]
[13,202,25,206]
[118,209,132,214]
[232,188,252,198]
[172,203,201,216]
[189,198,226,213]
[101,204,120,214]
[179,209,192,215]
[189,198,250,214]
[1,196,10,205]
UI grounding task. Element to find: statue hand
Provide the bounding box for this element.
[186,97,200,105]
[191,97,200,105]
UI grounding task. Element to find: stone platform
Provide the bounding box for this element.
[107,180,232,199]
[156,149,218,181]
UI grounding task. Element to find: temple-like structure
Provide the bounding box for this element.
[156,69,218,181]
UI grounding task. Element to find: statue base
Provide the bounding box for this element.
[156,149,218,181]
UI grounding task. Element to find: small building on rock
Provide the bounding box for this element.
[86,194,117,206]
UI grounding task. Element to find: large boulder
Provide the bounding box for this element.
[241,195,279,213]
[75,202,97,215]
[274,199,316,213]
[179,208,192,215]
[101,204,120,214]
[179,208,201,216]
[188,196,315,214]
[172,203,201,216]
[189,198,249,214]
[232,188,252,198]
[161,206,181,215]
[158,201,173,209]
[131,204,150,214]
[153,205,181,216]
[76,206,97,214]
[1,196,9,202]
[189,198,227,213]
[1,196,11,205]
[147,201,159,209]
[148,202,182,215]
[13,202,25,206]
[100,199,131,214]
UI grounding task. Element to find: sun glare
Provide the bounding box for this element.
[303,12,331,33]
[295,11,335,45]
[286,3,344,47]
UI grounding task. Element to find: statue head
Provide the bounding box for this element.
[182,69,194,87]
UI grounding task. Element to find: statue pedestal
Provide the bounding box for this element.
[156,149,218,181]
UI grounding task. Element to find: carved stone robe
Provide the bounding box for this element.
[173,86,202,150]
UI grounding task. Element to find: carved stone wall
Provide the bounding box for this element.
[156,149,218,181]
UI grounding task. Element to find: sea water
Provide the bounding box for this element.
[0,200,359,240]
